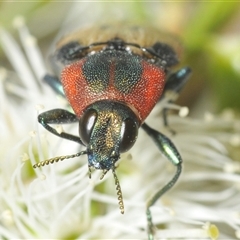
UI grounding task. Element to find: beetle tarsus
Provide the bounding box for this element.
[146,208,155,240]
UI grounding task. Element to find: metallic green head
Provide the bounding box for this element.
[79,100,139,170]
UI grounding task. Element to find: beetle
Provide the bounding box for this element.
[33,25,191,240]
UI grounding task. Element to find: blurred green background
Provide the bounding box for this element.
[1,1,240,114]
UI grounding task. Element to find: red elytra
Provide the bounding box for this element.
[61,55,165,123]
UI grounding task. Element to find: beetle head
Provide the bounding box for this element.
[79,101,139,170]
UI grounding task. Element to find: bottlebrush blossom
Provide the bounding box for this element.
[0,17,240,240]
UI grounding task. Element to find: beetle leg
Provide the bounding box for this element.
[43,74,65,97]
[141,123,182,240]
[160,67,191,133]
[164,67,191,96]
[38,108,84,145]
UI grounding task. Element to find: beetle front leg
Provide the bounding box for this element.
[141,123,182,240]
[38,108,84,145]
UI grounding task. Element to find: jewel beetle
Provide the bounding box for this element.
[33,25,191,240]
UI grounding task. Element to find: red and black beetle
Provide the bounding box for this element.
[33,25,191,240]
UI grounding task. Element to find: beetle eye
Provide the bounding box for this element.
[119,118,138,153]
[79,109,98,145]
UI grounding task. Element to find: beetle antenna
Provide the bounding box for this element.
[33,150,87,168]
[112,169,124,214]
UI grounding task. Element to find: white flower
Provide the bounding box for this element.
[1,15,240,240]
